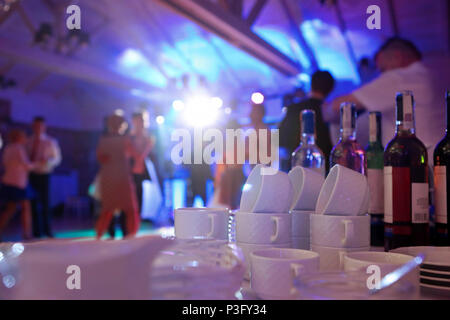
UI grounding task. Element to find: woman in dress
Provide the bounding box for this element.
[95,114,140,239]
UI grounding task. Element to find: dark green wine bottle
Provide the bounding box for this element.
[365,111,384,246]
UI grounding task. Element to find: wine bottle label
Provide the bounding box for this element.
[434,166,447,224]
[368,168,384,214]
[411,183,429,223]
[384,166,411,224]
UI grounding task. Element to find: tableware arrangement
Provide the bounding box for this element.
[174,207,229,240]
[288,167,324,249]
[236,165,294,279]
[391,246,450,296]
[311,165,370,271]
[250,248,319,300]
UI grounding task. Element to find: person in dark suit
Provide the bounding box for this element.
[278,70,335,172]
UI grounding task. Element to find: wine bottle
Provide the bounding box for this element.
[433,90,450,246]
[384,91,429,251]
[292,109,325,176]
[330,102,365,174]
[365,111,384,246]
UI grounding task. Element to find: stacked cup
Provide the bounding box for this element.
[288,167,324,249]
[174,207,229,240]
[311,165,371,271]
[236,165,294,279]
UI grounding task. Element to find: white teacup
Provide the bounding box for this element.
[236,242,292,281]
[239,164,293,213]
[250,248,319,299]
[315,165,369,216]
[174,208,229,240]
[343,251,420,293]
[310,214,370,248]
[288,166,324,211]
[311,244,370,271]
[291,210,313,238]
[235,212,291,244]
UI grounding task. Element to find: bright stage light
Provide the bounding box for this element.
[172,100,185,111]
[114,109,125,116]
[184,95,219,127]
[251,92,264,104]
[211,97,223,109]
[224,107,232,115]
[156,115,165,125]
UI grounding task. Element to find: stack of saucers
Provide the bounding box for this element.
[391,246,450,297]
[235,164,294,279]
[288,167,324,249]
[311,165,371,271]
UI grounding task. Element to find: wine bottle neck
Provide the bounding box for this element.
[301,133,316,145]
[340,102,356,141]
[369,112,382,143]
[300,109,316,145]
[395,91,416,136]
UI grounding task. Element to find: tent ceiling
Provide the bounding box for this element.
[0,0,448,117]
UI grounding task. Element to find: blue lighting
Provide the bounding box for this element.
[117,48,167,88]
[300,20,360,84]
[254,27,311,70]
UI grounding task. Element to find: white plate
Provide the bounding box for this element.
[391,246,450,268]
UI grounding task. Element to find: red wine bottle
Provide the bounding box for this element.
[433,91,450,246]
[384,91,429,251]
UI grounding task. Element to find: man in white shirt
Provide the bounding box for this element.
[324,37,449,161]
[27,116,62,238]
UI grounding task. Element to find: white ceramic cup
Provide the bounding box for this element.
[288,166,324,211]
[291,210,313,238]
[343,251,420,293]
[239,164,293,213]
[235,212,291,244]
[315,165,369,216]
[250,248,319,299]
[236,242,292,281]
[292,236,310,250]
[311,244,370,271]
[174,208,229,240]
[310,214,370,248]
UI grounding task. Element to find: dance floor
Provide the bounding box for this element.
[0,216,165,242]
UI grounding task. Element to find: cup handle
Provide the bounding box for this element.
[338,251,347,270]
[270,216,280,242]
[289,263,304,297]
[206,214,215,238]
[341,220,354,246]
[291,263,305,277]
